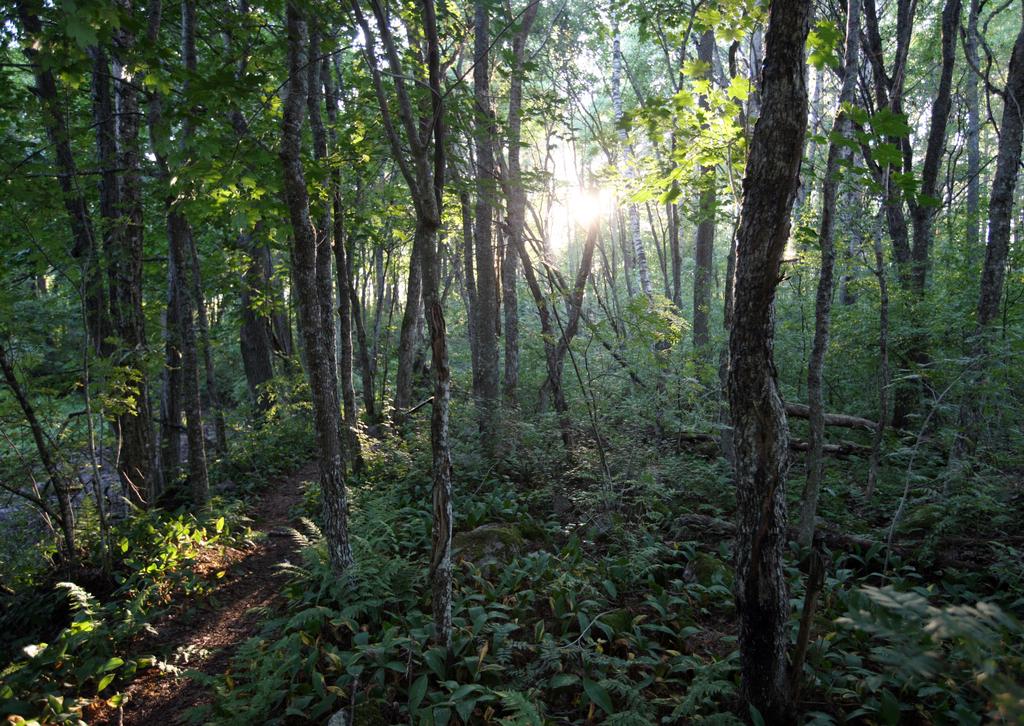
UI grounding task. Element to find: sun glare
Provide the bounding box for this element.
[547,186,614,252]
[567,187,614,229]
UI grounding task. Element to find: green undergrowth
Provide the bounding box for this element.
[201,432,1024,725]
[0,501,249,724]
[0,411,307,725]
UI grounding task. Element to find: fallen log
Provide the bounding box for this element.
[784,402,878,431]
[674,432,870,458]
[674,513,889,554]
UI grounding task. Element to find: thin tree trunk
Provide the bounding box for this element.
[693,29,717,351]
[611,20,653,299]
[501,0,539,408]
[0,344,77,565]
[669,200,682,307]
[866,211,890,498]
[798,0,861,548]
[950,17,1024,463]
[323,53,361,463]
[965,0,981,260]
[281,2,353,571]
[187,233,227,453]
[727,1,810,721]
[239,233,276,413]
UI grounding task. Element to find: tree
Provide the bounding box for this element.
[951,12,1024,464]
[472,0,501,442]
[350,0,454,646]
[798,0,862,547]
[726,0,810,720]
[280,1,354,571]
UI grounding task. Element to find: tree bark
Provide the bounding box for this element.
[350,0,454,645]
[323,52,362,463]
[16,1,109,353]
[500,0,539,409]
[726,0,810,721]
[281,2,354,571]
[238,234,276,413]
[471,0,501,442]
[798,0,861,548]
[611,20,653,299]
[951,17,1024,462]
[965,0,981,259]
[693,29,717,350]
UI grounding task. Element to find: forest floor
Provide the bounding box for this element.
[101,463,313,726]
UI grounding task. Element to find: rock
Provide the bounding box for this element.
[552,494,573,516]
[327,710,348,726]
[452,523,525,568]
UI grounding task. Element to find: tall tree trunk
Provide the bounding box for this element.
[93,44,157,503]
[692,29,716,350]
[323,53,361,462]
[501,0,539,408]
[187,233,228,453]
[866,210,890,498]
[139,0,208,503]
[472,0,501,442]
[16,1,108,353]
[908,0,961,295]
[239,233,276,413]
[111,20,159,500]
[727,0,810,721]
[669,200,683,308]
[798,0,861,547]
[281,2,353,570]
[611,20,653,299]
[965,0,981,259]
[951,17,1024,462]
[393,237,423,424]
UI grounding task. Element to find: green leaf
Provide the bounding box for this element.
[549,673,579,689]
[870,108,912,137]
[409,674,428,711]
[749,704,766,726]
[879,689,901,725]
[870,143,902,167]
[583,678,613,714]
[101,657,124,672]
[97,673,116,693]
[215,516,225,533]
[727,76,751,101]
[424,647,447,680]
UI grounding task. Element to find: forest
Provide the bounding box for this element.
[1,0,1023,722]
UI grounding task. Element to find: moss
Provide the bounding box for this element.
[452,523,525,567]
[688,552,733,587]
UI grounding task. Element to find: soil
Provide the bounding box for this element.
[98,463,314,726]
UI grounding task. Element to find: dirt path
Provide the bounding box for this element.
[109,463,314,726]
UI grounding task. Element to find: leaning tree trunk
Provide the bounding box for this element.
[0,344,77,565]
[281,2,354,571]
[726,0,810,722]
[798,0,861,547]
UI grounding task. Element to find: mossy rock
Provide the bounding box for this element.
[686,551,733,587]
[452,523,525,568]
